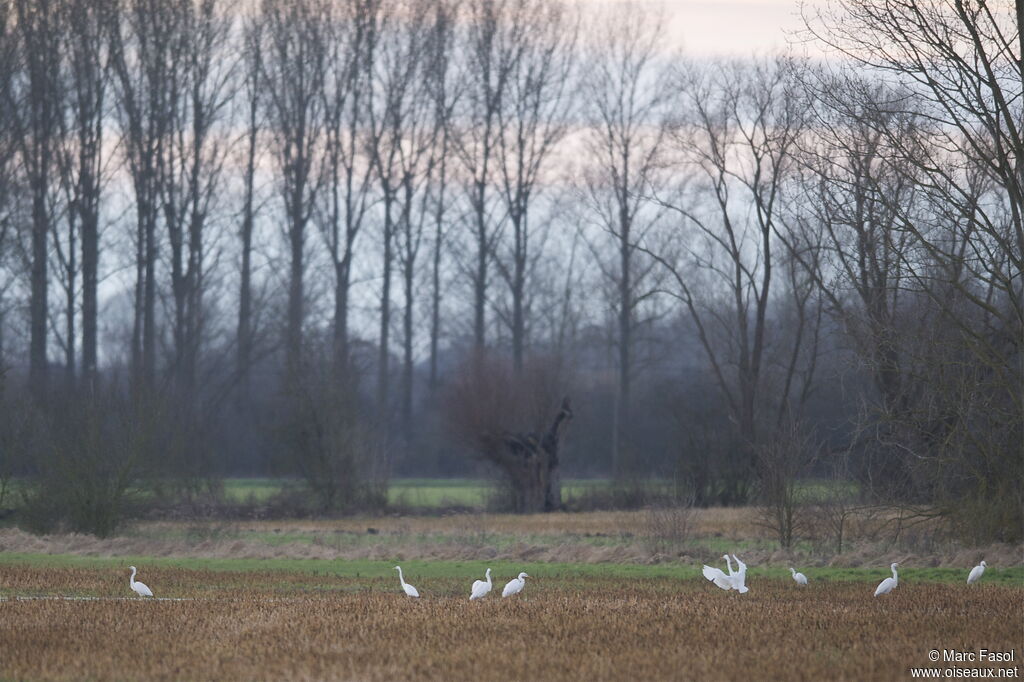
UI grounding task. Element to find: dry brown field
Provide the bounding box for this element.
[1,563,1021,681]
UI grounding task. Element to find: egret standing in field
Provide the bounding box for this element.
[873,562,899,596]
[128,566,153,598]
[502,572,529,598]
[470,568,493,600]
[790,567,808,586]
[967,560,986,585]
[394,566,420,598]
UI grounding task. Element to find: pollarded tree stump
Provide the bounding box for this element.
[480,397,572,514]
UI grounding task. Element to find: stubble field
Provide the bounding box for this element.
[1,562,1021,681]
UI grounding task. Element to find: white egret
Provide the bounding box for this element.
[790,567,808,586]
[502,572,529,598]
[967,560,986,585]
[470,568,493,600]
[873,562,899,596]
[731,555,749,593]
[128,566,153,598]
[702,555,746,592]
[394,566,420,598]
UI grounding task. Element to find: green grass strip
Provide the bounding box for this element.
[0,552,1020,586]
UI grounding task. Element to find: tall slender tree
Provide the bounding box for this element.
[110,0,183,392]
[493,0,577,373]
[9,0,64,398]
[58,0,113,395]
[158,0,234,396]
[451,0,523,351]
[579,8,669,474]
[260,0,328,384]
[319,0,381,373]
[236,9,262,396]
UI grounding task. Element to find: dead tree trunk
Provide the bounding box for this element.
[481,397,572,513]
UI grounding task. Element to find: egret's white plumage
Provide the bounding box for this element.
[702,555,747,593]
[967,560,986,585]
[470,568,492,600]
[874,562,899,596]
[502,572,529,598]
[702,564,733,591]
[128,566,153,598]
[790,567,808,585]
[730,554,749,593]
[394,566,420,598]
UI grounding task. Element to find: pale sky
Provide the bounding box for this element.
[667,0,813,55]
[586,0,820,57]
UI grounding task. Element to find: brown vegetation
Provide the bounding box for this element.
[1,509,1021,569]
[0,565,1021,681]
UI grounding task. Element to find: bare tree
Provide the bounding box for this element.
[426,0,458,391]
[803,0,1022,539]
[783,72,925,497]
[755,418,818,549]
[451,0,525,351]
[579,8,670,475]
[648,57,810,493]
[110,0,182,392]
[158,0,234,397]
[319,0,380,373]
[55,0,113,395]
[0,0,17,389]
[259,0,328,383]
[805,0,1022,264]
[365,0,421,414]
[446,352,573,513]
[236,9,262,396]
[388,1,448,435]
[7,0,64,397]
[493,0,577,372]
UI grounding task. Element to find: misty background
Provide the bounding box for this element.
[0,0,1019,544]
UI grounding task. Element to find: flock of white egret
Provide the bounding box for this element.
[699,555,989,597]
[122,559,989,599]
[394,566,530,599]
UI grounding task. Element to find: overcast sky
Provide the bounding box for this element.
[590,0,820,57]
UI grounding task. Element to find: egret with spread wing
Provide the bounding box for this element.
[730,554,749,593]
[702,564,733,591]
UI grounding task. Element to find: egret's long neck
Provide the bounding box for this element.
[892,566,898,583]
[130,568,136,585]
[486,570,491,586]
[397,568,405,586]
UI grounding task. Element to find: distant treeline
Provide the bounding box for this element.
[0,0,1018,540]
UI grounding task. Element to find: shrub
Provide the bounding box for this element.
[275,362,388,513]
[19,388,152,537]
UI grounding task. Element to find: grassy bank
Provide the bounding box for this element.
[1,552,1021,593]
